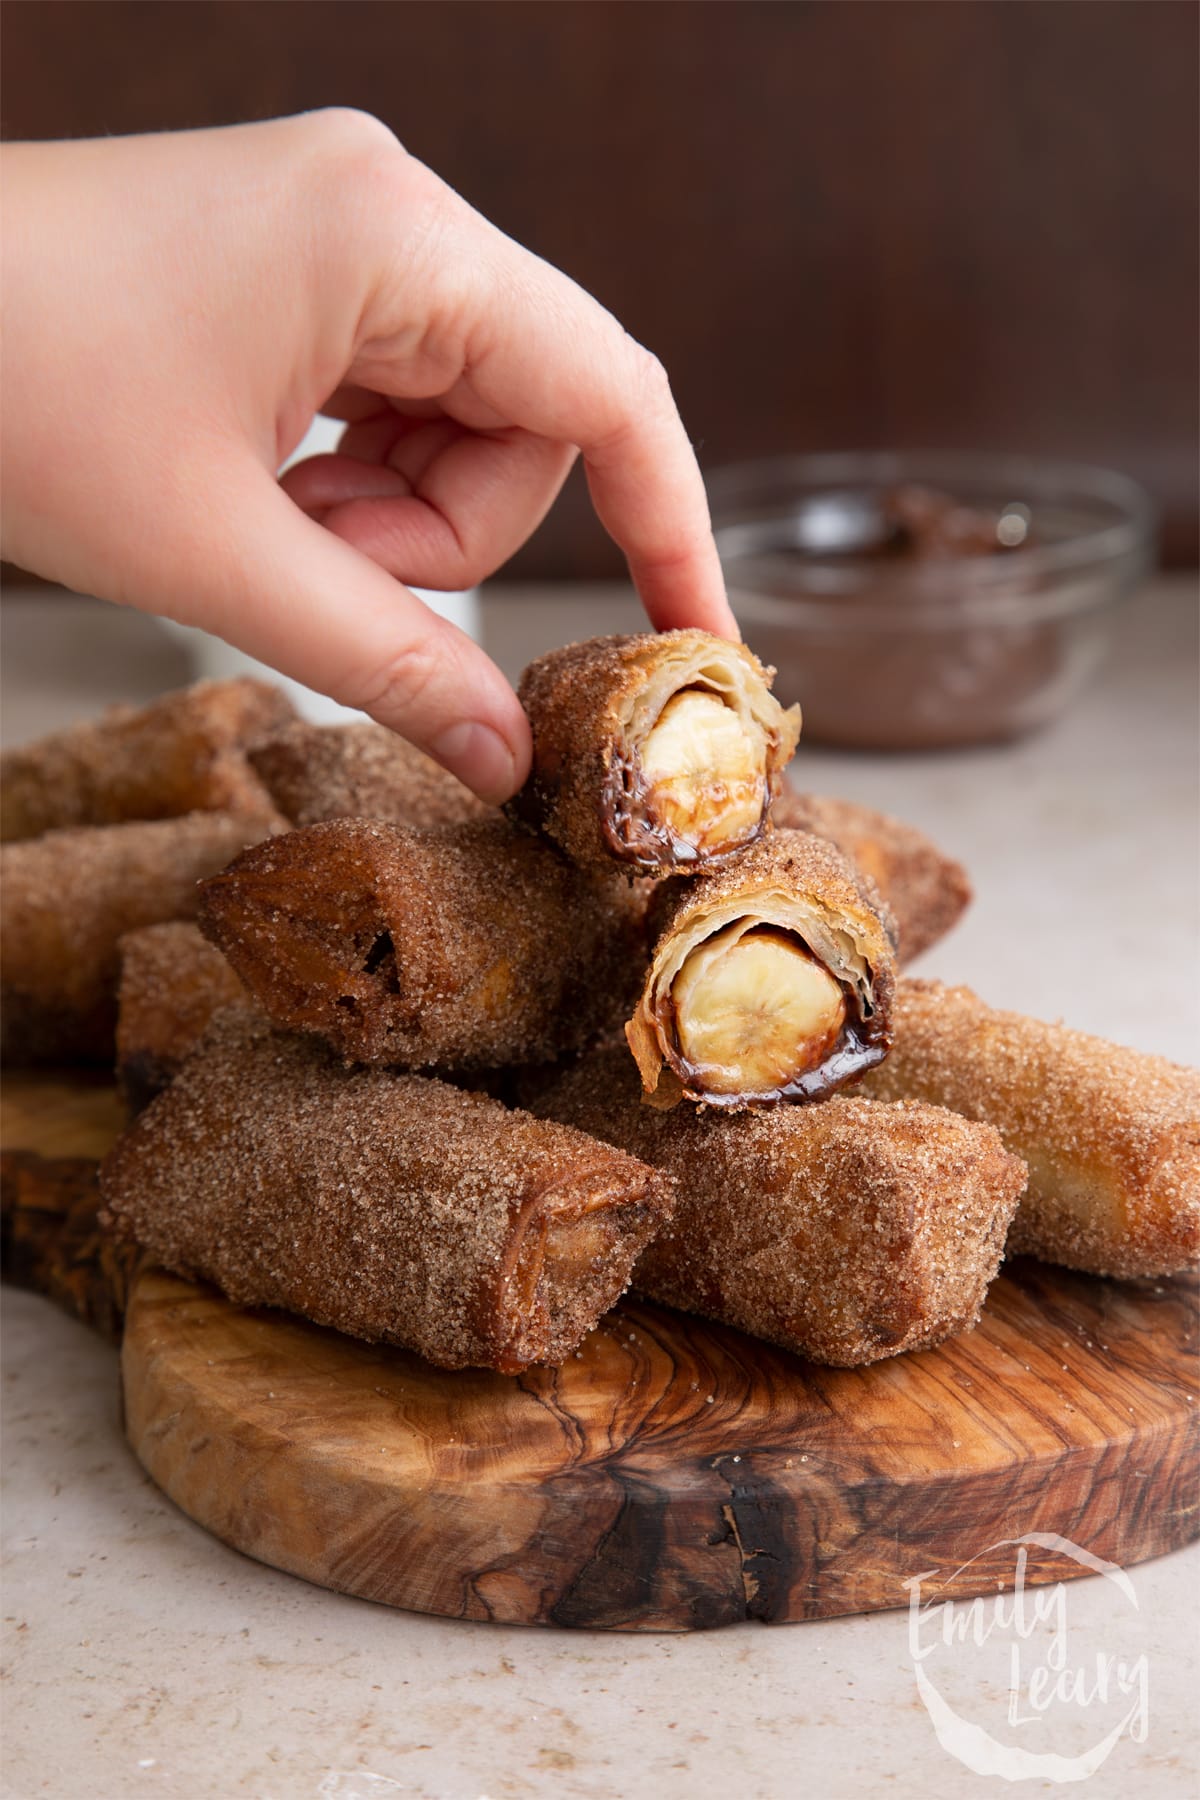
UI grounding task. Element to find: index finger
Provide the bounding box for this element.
[355,162,740,640]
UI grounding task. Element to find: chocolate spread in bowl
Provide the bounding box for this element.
[738,484,1070,751]
[879,485,1033,560]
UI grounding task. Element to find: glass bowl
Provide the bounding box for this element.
[708,452,1154,749]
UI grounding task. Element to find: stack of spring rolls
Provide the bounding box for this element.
[3,635,1197,1378]
[0,679,292,1064]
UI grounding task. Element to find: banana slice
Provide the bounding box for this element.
[671,922,847,1097]
[639,689,765,850]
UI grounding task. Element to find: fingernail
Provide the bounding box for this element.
[429,721,520,806]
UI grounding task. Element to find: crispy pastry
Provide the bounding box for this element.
[1,811,277,1065]
[99,1013,676,1373]
[0,679,293,842]
[771,789,972,964]
[524,1047,1025,1366]
[862,979,1200,1279]
[198,816,647,1071]
[626,829,897,1107]
[249,718,491,830]
[115,921,253,1111]
[509,631,801,874]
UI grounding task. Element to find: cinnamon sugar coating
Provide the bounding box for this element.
[862,979,1200,1278]
[508,631,800,874]
[99,1013,676,1372]
[116,922,254,1111]
[249,719,491,830]
[643,826,898,959]
[198,817,648,1071]
[0,679,293,843]
[772,789,972,964]
[523,1047,1025,1366]
[1,811,278,1065]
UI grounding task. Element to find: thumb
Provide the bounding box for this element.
[157,466,531,805]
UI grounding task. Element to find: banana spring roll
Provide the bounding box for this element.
[249,719,491,830]
[772,789,972,964]
[862,979,1200,1278]
[198,816,647,1071]
[509,631,801,874]
[99,1013,676,1373]
[627,829,897,1107]
[1,679,293,842]
[116,921,254,1111]
[524,1047,1026,1366]
[1,811,278,1065]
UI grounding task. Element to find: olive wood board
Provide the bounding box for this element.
[5,1072,1199,1632]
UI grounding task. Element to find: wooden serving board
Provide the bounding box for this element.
[5,1073,1199,1632]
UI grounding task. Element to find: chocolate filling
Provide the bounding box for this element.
[600,741,770,871]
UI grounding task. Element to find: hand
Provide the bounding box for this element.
[0,111,737,802]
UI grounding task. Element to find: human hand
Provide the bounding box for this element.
[0,110,737,802]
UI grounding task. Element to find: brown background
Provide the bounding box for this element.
[3,0,1196,578]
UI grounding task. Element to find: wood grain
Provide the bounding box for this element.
[122,1265,1198,1631]
[5,1072,1197,1631]
[0,1071,126,1160]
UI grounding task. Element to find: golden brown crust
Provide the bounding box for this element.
[508,631,801,874]
[626,828,898,1107]
[99,1013,676,1373]
[198,816,649,1071]
[771,789,972,964]
[0,679,294,843]
[861,979,1200,1278]
[522,1046,1025,1366]
[115,922,253,1111]
[1,811,280,1066]
[248,720,491,830]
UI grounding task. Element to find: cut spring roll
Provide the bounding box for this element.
[524,1047,1025,1366]
[116,922,253,1111]
[199,817,647,1071]
[1,811,278,1065]
[862,979,1200,1278]
[627,829,897,1107]
[100,1014,676,1373]
[509,631,801,874]
[772,789,972,964]
[249,719,491,830]
[0,679,293,842]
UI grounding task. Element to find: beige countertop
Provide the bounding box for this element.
[2,577,1198,1799]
